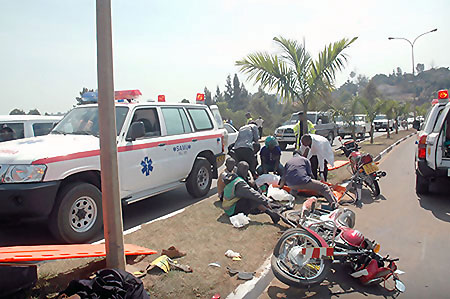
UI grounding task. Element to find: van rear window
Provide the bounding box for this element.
[187,108,213,131]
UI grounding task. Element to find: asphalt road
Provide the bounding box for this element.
[260,136,450,298]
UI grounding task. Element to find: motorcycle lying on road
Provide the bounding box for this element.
[272,197,405,293]
[337,139,386,204]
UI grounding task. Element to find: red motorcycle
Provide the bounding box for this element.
[337,139,386,203]
[272,197,405,293]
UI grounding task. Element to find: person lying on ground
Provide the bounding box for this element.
[222,161,280,224]
[257,136,284,176]
[217,157,237,201]
[279,150,338,210]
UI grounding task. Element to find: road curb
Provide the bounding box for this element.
[373,132,416,162]
[231,131,417,298]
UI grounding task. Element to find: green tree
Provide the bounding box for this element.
[181,99,190,103]
[214,86,223,103]
[236,35,357,134]
[9,109,26,115]
[360,97,385,144]
[204,87,213,106]
[224,75,233,103]
[416,63,425,74]
[27,109,41,115]
[76,87,95,104]
[383,100,396,139]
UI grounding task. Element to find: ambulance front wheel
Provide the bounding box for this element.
[49,183,103,243]
[186,157,212,198]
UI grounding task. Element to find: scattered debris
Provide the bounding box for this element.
[229,213,250,228]
[208,262,221,268]
[161,246,186,259]
[211,293,221,299]
[225,250,241,259]
[226,267,255,280]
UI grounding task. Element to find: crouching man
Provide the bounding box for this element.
[279,150,338,210]
[222,161,280,224]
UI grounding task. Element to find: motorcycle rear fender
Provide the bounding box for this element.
[302,226,329,248]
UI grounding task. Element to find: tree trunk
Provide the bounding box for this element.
[352,120,356,140]
[370,124,374,144]
[395,119,399,134]
[387,118,391,139]
[302,101,308,135]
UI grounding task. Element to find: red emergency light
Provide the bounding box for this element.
[438,89,449,100]
[431,99,439,105]
[196,93,205,102]
[114,89,142,100]
[158,95,165,102]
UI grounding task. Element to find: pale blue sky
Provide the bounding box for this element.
[0,0,448,114]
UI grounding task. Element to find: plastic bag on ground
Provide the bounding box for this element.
[229,213,250,228]
[254,174,280,187]
[267,184,295,203]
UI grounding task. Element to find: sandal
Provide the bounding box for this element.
[161,246,186,259]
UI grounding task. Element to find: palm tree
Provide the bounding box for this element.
[236,36,357,135]
[360,97,385,144]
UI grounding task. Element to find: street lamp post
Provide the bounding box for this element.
[388,28,437,75]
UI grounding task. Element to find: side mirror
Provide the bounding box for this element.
[126,121,145,141]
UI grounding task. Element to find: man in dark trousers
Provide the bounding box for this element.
[233,121,259,178]
[279,150,338,209]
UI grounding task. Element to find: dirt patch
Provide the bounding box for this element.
[32,131,415,298]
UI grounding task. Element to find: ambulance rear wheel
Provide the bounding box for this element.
[49,183,103,243]
[186,157,212,198]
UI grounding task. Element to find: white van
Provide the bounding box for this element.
[0,100,225,243]
[0,115,62,142]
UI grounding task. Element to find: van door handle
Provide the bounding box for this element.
[192,139,198,142]
[158,143,166,147]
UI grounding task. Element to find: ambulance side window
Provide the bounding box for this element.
[161,107,192,135]
[130,108,161,138]
[187,108,213,131]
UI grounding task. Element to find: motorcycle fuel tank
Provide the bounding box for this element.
[341,228,365,247]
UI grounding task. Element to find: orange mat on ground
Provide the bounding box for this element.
[273,182,347,202]
[0,244,156,263]
[327,160,350,171]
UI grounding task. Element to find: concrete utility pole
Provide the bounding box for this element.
[96,0,126,269]
[388,28,437,76]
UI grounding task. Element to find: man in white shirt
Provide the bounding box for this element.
[300,134,334,181]
[254,116,264,139]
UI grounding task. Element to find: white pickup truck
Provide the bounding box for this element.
[0,100,226,243]
[415,90,450,194]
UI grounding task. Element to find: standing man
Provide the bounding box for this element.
[255,116,264,139]
[300,134,334,181]
[279,151,338,209]
[293,112,316,149]
[233,121,259,178]
[245,112,253,125]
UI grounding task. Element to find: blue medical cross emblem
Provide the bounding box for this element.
[141,156,153,176]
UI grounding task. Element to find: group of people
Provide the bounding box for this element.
[219,118,338,224]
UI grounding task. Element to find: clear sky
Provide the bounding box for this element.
[0,0,448,115]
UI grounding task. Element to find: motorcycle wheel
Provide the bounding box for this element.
[271,228,331,288]
[364,176,380,197]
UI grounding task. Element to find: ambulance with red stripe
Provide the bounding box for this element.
[0,90,226,243]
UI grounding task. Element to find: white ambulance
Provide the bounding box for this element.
[0,91,226,243]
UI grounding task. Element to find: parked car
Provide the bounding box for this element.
[0,95,226,243]
[275,111,337,149]
[373,115,394,132]
[223,122,238,153]
[336,114,369,138]
[0,115,62,142]
[415,89,450,194]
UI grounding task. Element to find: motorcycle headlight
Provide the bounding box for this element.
[1,165,47,183]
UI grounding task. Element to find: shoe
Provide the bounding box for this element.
[161,246,186,259]
[265,209,280,224]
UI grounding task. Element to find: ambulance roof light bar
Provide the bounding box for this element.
[80,90,142,104]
